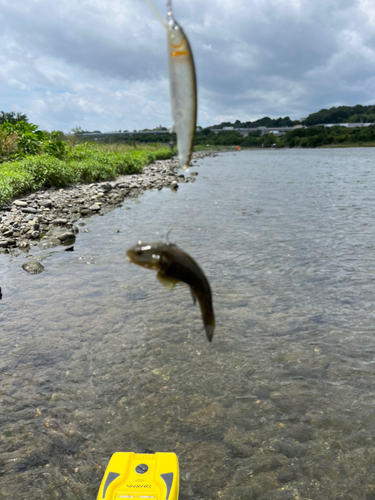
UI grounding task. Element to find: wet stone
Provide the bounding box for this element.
[40,238,61,249]
[56,232,75,243]
[22,261,44,274]
[0,240,9,248]
[18,241,30,250]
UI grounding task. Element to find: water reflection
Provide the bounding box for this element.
[1,148,375,499]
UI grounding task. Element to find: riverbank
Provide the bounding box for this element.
[0,151,217,254]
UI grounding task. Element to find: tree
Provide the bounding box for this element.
[0,111,28,125]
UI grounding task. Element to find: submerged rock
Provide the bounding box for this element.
[22,261,45,274]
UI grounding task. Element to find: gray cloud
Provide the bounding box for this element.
[0,0,374,131]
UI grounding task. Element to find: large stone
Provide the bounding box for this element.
[0,240,8,248]
[22,261,44,274]
[41,200,53,209]
[21,207,37,214]
[14,200,28,207]
[56,232,75,243]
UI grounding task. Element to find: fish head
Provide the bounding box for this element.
[167,19,187,53]
[126,241,164,271]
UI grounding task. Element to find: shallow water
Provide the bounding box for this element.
[1,148,375,499]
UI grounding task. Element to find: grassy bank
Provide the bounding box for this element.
[0,142,175,207]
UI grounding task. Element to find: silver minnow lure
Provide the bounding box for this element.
[146,0,197,170]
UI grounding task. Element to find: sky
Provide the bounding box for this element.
[1,0,375,132]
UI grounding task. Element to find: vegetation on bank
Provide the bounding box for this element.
[95,124,375,149]
[0,119,175,206]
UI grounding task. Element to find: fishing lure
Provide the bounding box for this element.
[146,0,197,170]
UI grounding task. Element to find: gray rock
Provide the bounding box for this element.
[170,181,178,190]
[56,232,75,243]
[67,224,79,234]
[22,261,44,274]
[21,207,37,214]
[14,200,28,207]
[190,171,199,176]
[98,183,112,192]
[3,230,13,237]
[41,200,53,209]
[89,204,101,212]
[53,219,68,225]
[18,241,30,250]
[80,208,92,215]
[0,240,8,248]
[30,231,40,239]
[116,183,130,189]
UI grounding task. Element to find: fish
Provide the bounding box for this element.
[126,241,215,341]
[146,0,197,170]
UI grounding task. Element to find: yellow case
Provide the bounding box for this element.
[97,452,179,500]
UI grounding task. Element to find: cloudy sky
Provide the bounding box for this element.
[1,0,375,132]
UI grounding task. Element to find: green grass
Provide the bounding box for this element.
[0,142,175,206]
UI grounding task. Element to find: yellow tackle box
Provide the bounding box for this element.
[97,452,179,500]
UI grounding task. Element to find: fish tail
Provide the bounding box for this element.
[204,320,215,342]
[196,290,215,342]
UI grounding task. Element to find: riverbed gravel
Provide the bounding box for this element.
[0,152,216,254]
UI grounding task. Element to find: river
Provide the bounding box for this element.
[1,148,375,499]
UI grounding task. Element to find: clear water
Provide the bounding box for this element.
[1,148,375,500]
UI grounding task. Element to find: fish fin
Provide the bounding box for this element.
[157,271,179,291]
[204,323,215,342]
[145,0,168,31]
[190,287,197,305]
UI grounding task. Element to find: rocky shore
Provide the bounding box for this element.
[0,151,217,256]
